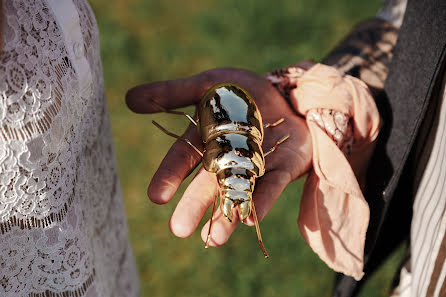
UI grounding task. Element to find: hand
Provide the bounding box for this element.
[126,68,312,246]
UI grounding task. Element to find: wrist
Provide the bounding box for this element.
[265,63,354,155]
[264,60,315,108]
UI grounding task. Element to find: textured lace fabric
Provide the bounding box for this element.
[0,1,139,296]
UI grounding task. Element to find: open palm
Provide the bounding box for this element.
[126,68,312,247]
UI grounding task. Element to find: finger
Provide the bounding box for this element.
[126,74,208,113]
[200,208,240,247]
[148,124,203,204]
[199,170,292,245]
[126,68,257,114]
[245,169,292,226]
[169,168,218,238]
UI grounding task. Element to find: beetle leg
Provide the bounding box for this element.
[205,194,219,249]
[263,118,284,129]
[251,200,269,258]
[152,120,203,157]
[264,135,290,157]
[150,100,198,126]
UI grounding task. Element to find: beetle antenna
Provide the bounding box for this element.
[152,120,203,157]
[205,195,219,249]
[251,200,269,258]
[150,101,198,126]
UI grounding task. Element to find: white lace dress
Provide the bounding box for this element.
[0,0,140,296]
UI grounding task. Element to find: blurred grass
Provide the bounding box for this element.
[89,0,404,296]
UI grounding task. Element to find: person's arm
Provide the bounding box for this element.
[326,0,406,89]
[125,10,400,252]
[264,17,399,191]
[267,17,399,108]
[323,18,399,95]
[126,68,313,246]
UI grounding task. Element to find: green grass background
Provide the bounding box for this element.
[89,0,404,296]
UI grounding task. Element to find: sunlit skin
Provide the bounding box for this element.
[126,67,313,247]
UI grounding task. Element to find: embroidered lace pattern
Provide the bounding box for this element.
[266,65,354,155]
[0,1,139,296]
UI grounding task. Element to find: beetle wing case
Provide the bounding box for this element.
[198,83,265,222]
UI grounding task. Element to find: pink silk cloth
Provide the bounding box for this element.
[291,64,380,280]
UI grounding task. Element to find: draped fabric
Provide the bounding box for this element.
[267,63,381,280]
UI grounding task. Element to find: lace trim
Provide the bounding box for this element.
[72,0,99,67]
[28,270,95,297]
[0,0,73,142]
[0,100,60,141]
[0,194,72,234]
[0,169,116,234]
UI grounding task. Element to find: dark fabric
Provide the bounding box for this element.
[332,0,446,296]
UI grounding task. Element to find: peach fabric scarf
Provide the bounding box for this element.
[291,64,380,280]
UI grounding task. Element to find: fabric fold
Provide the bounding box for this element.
[291,63,380,280]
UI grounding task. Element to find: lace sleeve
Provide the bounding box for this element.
[0,1,139,296]
[1,0,70,142]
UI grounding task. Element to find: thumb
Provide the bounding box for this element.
[125,68,253,114]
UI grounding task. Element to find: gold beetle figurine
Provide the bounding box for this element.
[152,83,289,258]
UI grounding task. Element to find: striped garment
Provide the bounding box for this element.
[390,73,446,297]
[376,1,446,296]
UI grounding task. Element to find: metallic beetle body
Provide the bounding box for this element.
[152,82,280,257]
[198,83,265,223]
